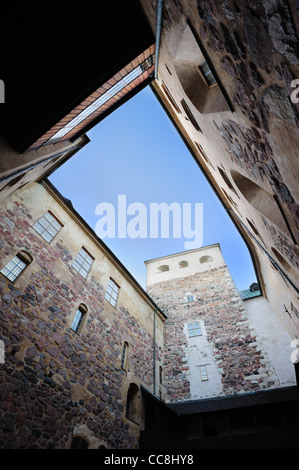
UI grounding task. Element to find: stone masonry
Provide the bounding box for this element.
[0,182,296,448]
[146,246,293,403]
[140,0,299,344]
[0,182,165,449]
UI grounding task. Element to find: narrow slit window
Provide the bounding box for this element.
[32,211,63,243]
[121,342,129,370]
[159,366,163,385]
[72,247,94,279]
[180,99,202,132]
[0,251,32,282]
[105,278,120,307]
[198,60,217,86]
[188,321,202,337]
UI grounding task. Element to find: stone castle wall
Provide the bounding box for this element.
[148,262,293,403]
[140,0,299,341]
[0,183,164,449]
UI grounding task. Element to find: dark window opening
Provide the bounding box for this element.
[70,436,89,449]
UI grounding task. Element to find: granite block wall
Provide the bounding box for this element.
[148,264,284,403]
[0,183,164,449]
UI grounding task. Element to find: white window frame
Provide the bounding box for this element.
[121,342,129,370]
[0,252,32,282]
[105,278,120,307]
[32,211,63,243]
[70,305,87,334]
[72,247,94,279]
[187,321,202,337]
[199,365,209,382]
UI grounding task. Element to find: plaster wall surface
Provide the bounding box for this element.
[243,296,296,387]
[146,244,226,286]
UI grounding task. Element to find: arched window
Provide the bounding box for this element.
[71,304,88,334]
[70,436,89,449]
[179,260,189,268]
[0,251,33,282]
[157,265,169,272]
[121,342,129,371]
[126,383,140,424]
[200,255,213,264]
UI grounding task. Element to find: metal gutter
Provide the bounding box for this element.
[154,0,164,79]
[153,307,157,396]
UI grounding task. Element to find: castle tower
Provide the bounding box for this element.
[145,245,296,403]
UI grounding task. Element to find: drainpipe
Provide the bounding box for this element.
[153,307,157,396]
[155,0,164,80]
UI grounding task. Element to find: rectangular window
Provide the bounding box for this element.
[70,304,87,334]
[72,247,94,279]
[121,342,128,370]
[188,321,202,337]
[105,278,119,307]
[199,365,208,382]
[198,60,217,86]
[32,211,63,243]
[0,253,31,282]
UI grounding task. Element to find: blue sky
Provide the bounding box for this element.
[49,86,257,291]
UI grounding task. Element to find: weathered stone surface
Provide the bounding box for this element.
[148,263,279,402]
[0,189,163,450]
[243,8,273,73]
[265,1,299,65]
[262,86,297,127]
